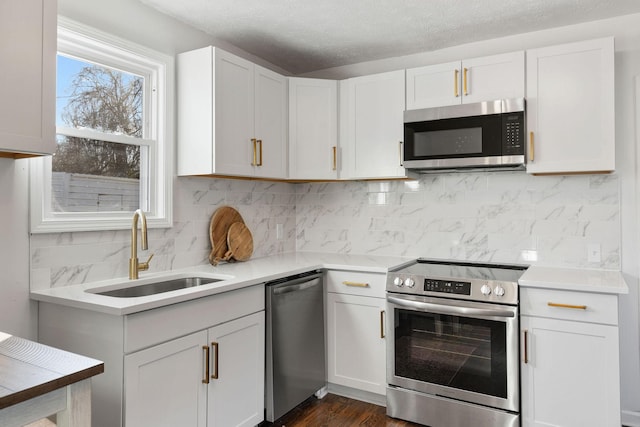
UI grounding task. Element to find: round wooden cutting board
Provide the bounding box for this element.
[226,222,254,262]
[208,206,245,265]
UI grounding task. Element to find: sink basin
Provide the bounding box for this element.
[92,277,224,298]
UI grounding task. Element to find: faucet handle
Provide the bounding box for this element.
[139,253,154,272]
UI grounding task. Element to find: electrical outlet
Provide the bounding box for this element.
[276,223,283,240]
[588,243,601,263]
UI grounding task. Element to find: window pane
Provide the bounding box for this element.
[56,54,143,138]
[52,135,143,212]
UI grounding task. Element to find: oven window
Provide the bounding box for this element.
[394,308,507,399]
[413,127,482,156]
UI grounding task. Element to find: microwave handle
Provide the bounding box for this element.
[387,295,516,319]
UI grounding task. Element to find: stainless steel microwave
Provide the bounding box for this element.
[403,98,526,171]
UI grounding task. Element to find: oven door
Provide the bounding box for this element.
[386,293,519,413]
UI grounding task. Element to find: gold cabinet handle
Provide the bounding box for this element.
[454,69,459,97]
[342,281,369,288]
[251,138,257,166]
[547,302,587,310]
[332,146,337,171]
[529,131,535,162]
[380,310,385,338]
[399,141,403,167]
[202,345,210,384]
[463,67,469,96]
[523,330,529,364]
[211,342,219,379]
[257,139,263,166]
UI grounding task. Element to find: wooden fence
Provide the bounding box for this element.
[52,172,139,212]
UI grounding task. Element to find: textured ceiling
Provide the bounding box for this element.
[138,0,640,74]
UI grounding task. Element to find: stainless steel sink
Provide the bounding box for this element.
[93,277,223,298]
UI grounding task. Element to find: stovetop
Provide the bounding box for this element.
[386,258,528,305]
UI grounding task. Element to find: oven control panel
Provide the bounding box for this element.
[424,279,471,295]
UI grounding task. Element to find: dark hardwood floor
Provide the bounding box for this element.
[265,394,421,427]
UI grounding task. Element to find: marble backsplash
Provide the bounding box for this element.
[30,171,620,290]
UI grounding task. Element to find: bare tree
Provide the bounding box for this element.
[54,65,142,179]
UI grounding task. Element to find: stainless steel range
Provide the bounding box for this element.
[385,259,527,427]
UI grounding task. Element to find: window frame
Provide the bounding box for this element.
[30,17,173,233]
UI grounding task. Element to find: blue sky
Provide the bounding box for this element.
[56,54,86,128]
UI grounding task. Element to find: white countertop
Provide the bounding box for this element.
[30,251,415,316]
[31,252,628,316]
[519,265,628,294]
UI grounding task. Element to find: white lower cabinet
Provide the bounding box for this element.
[124,312,264,427]
[520,288,621,427]
[38,284,265,427]
[325,270,387,396]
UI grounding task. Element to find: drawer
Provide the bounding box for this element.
[520,287,618,325]
[325,270,386,298]
[124,284,265,353]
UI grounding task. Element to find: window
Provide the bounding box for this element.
[30,18,173,232]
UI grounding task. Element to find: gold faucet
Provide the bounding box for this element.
[129,209,154,280]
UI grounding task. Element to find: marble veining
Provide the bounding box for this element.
[30,171,621,290]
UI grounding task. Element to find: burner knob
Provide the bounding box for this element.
[494,285,506,297]
[393,277,404,287]
[405,278,415,288]
[480,284,492,296]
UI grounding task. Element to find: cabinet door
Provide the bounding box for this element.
[208,311,265,427]
[289,78,338,180]
[254,65,288,179]
[343,70,407,179]
[214,50,255,176]
[124,330,208,427]
[406,61,461,109]
[461,51,524,104]
[520,316,620,427]
[326,292,386,395]
[0,0,56,157]
[526,37,615,174]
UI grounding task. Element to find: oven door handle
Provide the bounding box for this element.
[387,296,516,318]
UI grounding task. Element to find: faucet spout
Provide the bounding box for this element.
[129,209,153,280]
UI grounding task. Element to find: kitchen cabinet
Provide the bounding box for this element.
[406,51,524,109]
[177,46,287,179]
[326,270,387,397]
[525,37,615,174]
[0,0,56,158]
[288,78,339,180]
[38,284,265,427]
[125,312,264,427]
[520,287,621,427]
[340,70,409,180]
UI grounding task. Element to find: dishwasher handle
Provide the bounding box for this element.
[272,278,322,295]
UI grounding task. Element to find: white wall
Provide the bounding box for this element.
[0,158,36,339]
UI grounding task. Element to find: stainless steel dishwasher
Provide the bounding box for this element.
[265,270,326,422]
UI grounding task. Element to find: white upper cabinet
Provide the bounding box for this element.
[406,51,525,109]
[177,47,287,179]
[289,78,339,180]
[526,37,615,174]
[0,0,56,158]
[340,70,409,180]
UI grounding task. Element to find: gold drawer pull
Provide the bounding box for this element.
[463,67,468,96]
[202,345,210,384]
[454,69,460,97]
[251,138,257,166]
[529,131,535,162]
[523,329,529,364]
[342,281,369,288]
[380,310,385,338]
[211,341,219,379]
[547,302,587,310]
[332,146,337,171]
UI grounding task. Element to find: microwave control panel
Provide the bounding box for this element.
[502,111,525,155]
